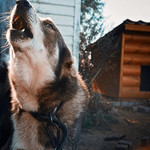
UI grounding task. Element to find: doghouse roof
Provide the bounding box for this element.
[88,19,150,78]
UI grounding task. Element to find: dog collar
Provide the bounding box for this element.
[21,101,68,150]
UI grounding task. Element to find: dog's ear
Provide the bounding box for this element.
[62,50,77,78]
[56,43,77,78]
[55,32,77,78]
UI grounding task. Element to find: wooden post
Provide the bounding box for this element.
[73,0,81,70]
[119,33,125,97]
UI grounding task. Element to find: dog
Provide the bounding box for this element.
[6,0,88,149]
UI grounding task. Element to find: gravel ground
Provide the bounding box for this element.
[78,108,150,150]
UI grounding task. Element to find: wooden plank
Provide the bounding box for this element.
[57,25,73,36]
[63,35,73,46]
[119,33,125,97]
[30,0,75,7]
[124,42,150,54]
[32,2,74,16]
[125,24,150,32]
[122,75,140,87]
[123,65,141,76]
[68,45,73,51]
[120,87,150,98]
[72,0,81,69]
[124,53,150,65]
[125,33,150,43]
[38,13,74,26]
[63,36,73,51]
[121,87,139,97]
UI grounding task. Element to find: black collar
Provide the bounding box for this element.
[21,101,68,150]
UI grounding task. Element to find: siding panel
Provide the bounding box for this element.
[73,0,81,68]
[57,25,73,36]
[32,2,74,16]
[63,35,73,46]
[29,0,80,67]
[38,13,74,26]
[30,0,74,7]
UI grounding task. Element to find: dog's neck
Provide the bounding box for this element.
[9,49,56,112]
[9,49,55,86]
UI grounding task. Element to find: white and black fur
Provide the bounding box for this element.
[6,0,88,150]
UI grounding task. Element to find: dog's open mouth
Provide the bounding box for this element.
[12,15,33,39]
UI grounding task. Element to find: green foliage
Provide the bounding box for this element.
[80,0,104,49]
[79,0,104,86]
[83,111,115,130]
[83,112,94,129]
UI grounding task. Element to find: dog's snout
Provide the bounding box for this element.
[16,0,31,8]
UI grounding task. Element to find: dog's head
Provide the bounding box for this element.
[7,0,76,82]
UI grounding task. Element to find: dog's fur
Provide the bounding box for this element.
[6,0,88,149]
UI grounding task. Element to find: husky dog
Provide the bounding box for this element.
[6,0,88,149]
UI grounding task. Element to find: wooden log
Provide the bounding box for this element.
[119,33,125,97]
[123,65,141,76]
[124,42,150,54]
[122,75,140,87]
[124,53,150,65]
[124,33,150,43]
[125,24,150,32]
[120,87,150,98]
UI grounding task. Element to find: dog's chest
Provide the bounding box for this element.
[12,112,49,150]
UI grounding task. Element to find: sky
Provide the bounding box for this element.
[102,0,150,34]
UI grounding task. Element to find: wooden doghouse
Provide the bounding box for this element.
[89,20,150,98]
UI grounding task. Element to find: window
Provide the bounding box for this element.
[140,66,150,91]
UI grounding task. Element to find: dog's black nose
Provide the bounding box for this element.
[16,0,31,8]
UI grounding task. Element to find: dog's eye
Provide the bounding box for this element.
[45,22,53,29]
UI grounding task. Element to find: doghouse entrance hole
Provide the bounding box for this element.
[140,65,150,91]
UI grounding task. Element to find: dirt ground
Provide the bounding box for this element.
[78,98,150,150]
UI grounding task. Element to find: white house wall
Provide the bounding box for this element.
[30,0,81,68]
